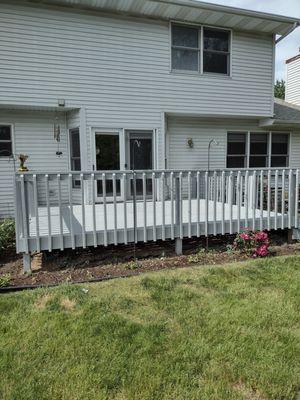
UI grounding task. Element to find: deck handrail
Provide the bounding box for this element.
[14,168,299,256]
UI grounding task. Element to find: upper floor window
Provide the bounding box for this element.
[171,25,200,71]
[203,28,230,75]
[0,126,12,157]
[171,24,231,75]
[227,132,289,168]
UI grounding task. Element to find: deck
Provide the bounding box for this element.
[14,168,299,256]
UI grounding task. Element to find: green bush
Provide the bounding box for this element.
[0,219,15,253]
[0,274,11,287]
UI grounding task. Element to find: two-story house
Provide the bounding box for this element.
[1,0,300,269]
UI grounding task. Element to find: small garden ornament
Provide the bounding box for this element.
[18,154,28,172]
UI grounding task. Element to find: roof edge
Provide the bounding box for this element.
[22,0,300,26]
[286,54,300,64]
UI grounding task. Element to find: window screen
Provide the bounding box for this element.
[203,28,230,75]
[0,126,12,157]
[171,25,200,71]
[249,133,268,168]
[271,133,289,167]
[227,132,246,168]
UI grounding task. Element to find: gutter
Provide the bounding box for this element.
[275,22,299,44]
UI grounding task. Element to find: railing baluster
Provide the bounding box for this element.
[213,171,217,236]
[45,174,52,252]
[221,171,225,235]
[33,174,40,252]
[282,170,285,230]
[123,173,128,245]
[245,170,249,229]
[288,169,293,229]
[102,173,108,246]
[161,172,166,241]
[205,171,208,237]
[237,171,241,233]
[197,171,200,237]
[295,169,299,228]
[188,171,191,238]
[229,171,233,234]
[113,173,117,245]
[152,172,156,241]
[80,173,86,249]
[260,170,263,231]
[252,171,257,231]
[267,169,271,231]
[91,173,97,247]
[57,174,64,251]
[143,172,147,242]
[170,172,174,240]
[274,170,278,231]
[68,174,75,250]
[179,172,183,239]
[20,175,29,254]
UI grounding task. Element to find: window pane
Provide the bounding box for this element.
[227,133,246,155]
[227,156,245,168]
[271,156,287,167]
[172,25,198,48]
[0,141,12,157]
[0,126,11,141]
[249,156,267,168]
[71,130,80,158]
[172,48,199,71]
[204,29,229,52]
[272,134,288,155]
[203,52,229,74]
[250,133,268,155]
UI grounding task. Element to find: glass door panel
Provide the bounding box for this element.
[95,133,121,198]
[127,131,153,197]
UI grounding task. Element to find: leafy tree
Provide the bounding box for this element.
[274,79,285,100]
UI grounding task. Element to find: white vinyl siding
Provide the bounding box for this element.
[286,57,300,106]
[167,117,299,171]
[0,110,71,217]
[0,1,274,121]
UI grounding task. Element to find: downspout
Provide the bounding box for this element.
[275,22,299,44]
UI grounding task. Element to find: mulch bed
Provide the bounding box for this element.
[0,230,299,288]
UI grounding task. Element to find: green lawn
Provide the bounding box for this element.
[1,256,300,400]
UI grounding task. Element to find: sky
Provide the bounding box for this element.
[202,0,300,81]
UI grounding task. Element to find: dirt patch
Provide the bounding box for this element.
[233,382,267,400]
[1,230,299,288]
[60,297,76,311]
[34,294,53,310]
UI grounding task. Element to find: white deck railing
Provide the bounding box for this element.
[14,168,299,254]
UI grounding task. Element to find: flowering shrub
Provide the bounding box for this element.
[233,229,269,258]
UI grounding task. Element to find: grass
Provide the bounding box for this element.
[0,256,300,400]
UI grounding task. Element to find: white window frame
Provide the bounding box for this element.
[0,124,14,158]
[226,131,290,168]
[171,23,201,73]
[170,22,232,77]
[202,26,231,76]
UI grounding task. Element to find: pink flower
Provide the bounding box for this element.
[255,231,268,242]
[255,244,269,257]
[240,233,251,241]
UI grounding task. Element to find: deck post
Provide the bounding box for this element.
[22,253,31,273]
[175,238,182,255]
[174,177,182,255]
